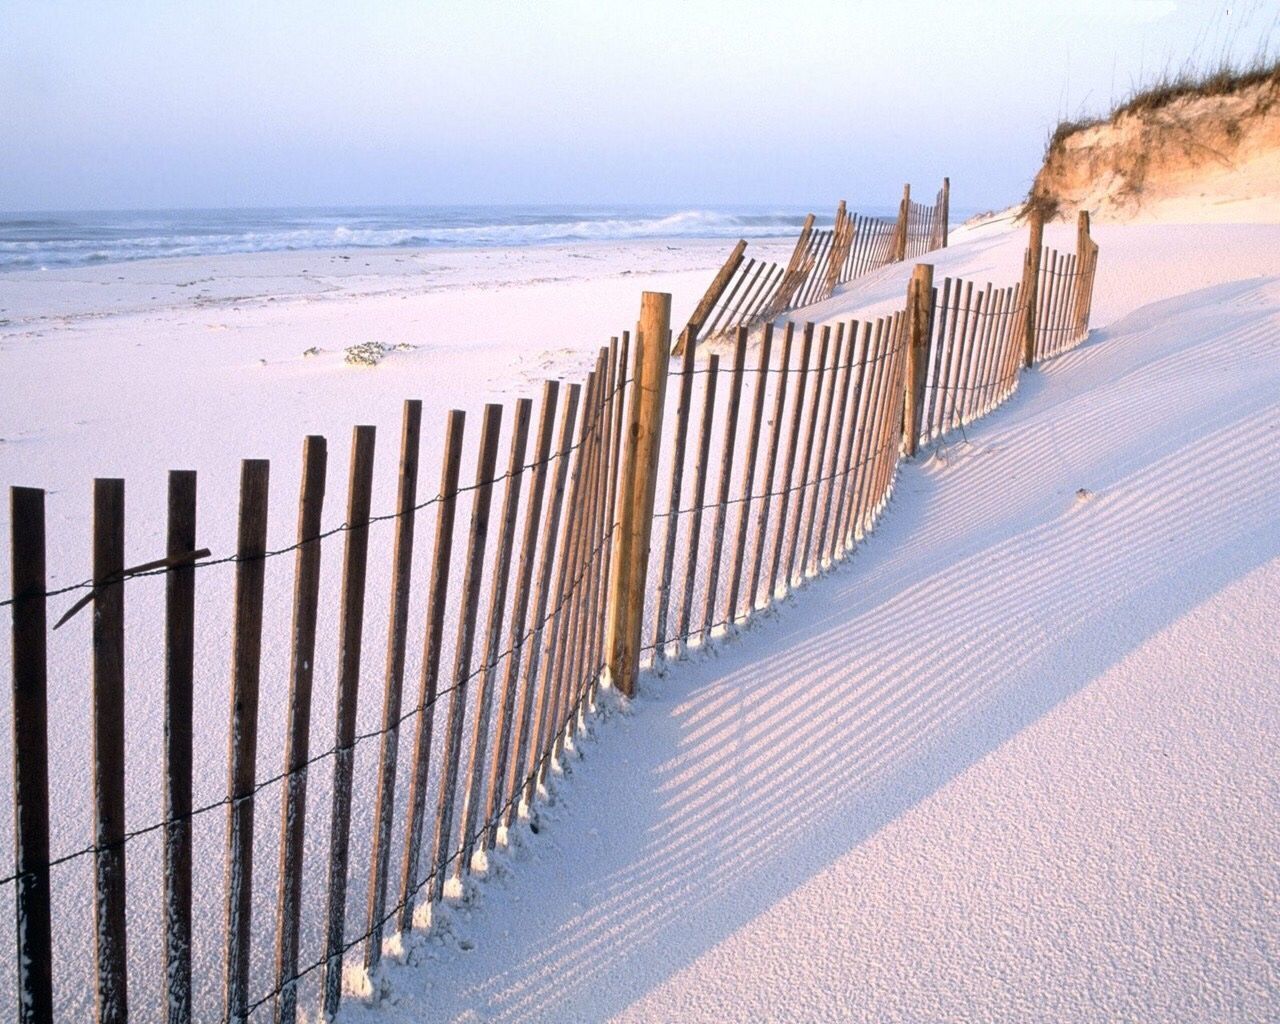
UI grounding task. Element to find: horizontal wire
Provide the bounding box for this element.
[0,375,628,611]
[239,661,601,1020]
[0,516,619,891]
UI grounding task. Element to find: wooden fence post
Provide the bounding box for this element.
[893,184,910,262]
[1021,207,1044,367]
[940,177,950,248]
[902,264,935,457]
[604,291,671,697]
[10,487,54,1024]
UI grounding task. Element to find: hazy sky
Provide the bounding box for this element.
[1,0,1275,212]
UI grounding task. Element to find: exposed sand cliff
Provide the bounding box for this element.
[1028,71,1280,223]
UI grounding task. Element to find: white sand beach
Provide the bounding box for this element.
[2,207,1278,1020]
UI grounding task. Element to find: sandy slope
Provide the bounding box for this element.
[336,221,1280,1022]
[1,218,1277,1020]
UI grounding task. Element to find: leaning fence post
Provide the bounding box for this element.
[902,263,935,457]
[604,291,671,697]
[893,184,910,262]
[10,487,54,1024]
[1021,207,1045,367]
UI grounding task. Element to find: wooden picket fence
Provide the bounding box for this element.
[2,199,1100,1024]
[682,179,950,351]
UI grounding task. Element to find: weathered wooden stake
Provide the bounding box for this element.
[91,478,129,1024]
[483,382,559,847]
[604,292,671,697]
[365,401,422,973]
[902,263,935,456]
[675,240,747,355]
[397,412,464,934]
[940,178,951,248]
[1021,207,1045,367]
[651,324,698,664]
[359,414,422,941]
[893,184,911,262]
[745,323,790,612]
[431,403,504,901]
[675,356,719,647]
[224,460,269,1024]
[273,437,327,1024]
[163,471,197,1024]
[767,323,814,596]
[725,324,774,622]
[499,384,578,832]
[701,327,749,639]
[322,426,375,1018]
[458,398,532,873]
[10,487,53,1024]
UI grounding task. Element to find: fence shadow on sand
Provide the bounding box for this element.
[423,276,1280,1022]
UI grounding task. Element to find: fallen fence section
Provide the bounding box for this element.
[683,178,951,352]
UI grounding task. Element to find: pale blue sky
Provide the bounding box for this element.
[0,0,1274,212]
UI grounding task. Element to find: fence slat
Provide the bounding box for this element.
[701,327,748,640]
[679,240,746,353]
[675,355,719,648]
[223,460,269,1024]
[364,400,422,974]
[483,382,559,850]
[832,321,872,555]
[162,471,197,1024]
[397,412,465,934]
[845,318,887,545]
[272,436,327,1024]
[745,323,791,613]
[458,398,532,875]
[785,325,831,589]
[322,426,376,1017]
[802,323,843,574]
[553,354,607,757]
[725,323,774,624]
[817,321,856,566]
[531,370,597,793]
[652,325,698,664]
[766,323,814,598]
[90,478,129,1024]
[503,383,581,830]
[583,341,619,708]
[922,278,950,437]
[866,322,897,522]
[431,403,504,902]
[10,487,53,1024]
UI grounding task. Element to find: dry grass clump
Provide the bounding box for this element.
[1042,55,1280,161]
[1022,52,1280,220]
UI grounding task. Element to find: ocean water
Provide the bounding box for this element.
[0,205,826,271]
